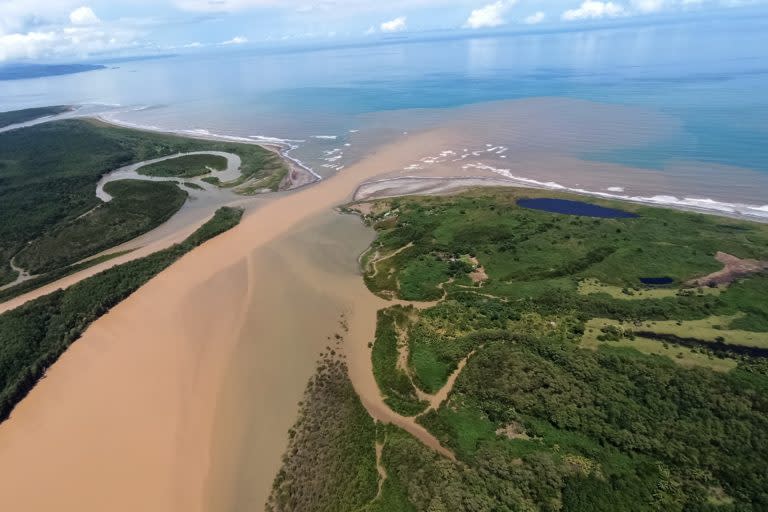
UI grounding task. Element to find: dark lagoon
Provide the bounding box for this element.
[640,277,675,285]
[517,198,638,219]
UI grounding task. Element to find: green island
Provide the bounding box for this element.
[269,188,768,511]
[0,117,288,287]
[0,206,243,422]
[0,106,71,128]
[138,153,228,178]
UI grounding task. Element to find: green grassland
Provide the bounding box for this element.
[578,277,722,300]
[0,106,70,128]
[275,188,768,511]
[0,117,287,286]
[0,206,243,422]
[138,153,228,177]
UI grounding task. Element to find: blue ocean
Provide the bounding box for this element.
[1,14,767,216]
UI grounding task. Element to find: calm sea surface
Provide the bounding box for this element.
[1,15,767,216]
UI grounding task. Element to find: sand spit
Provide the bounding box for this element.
[354,176,522,201]
[0,130,460,512]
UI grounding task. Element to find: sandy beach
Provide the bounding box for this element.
[0,128,461,511]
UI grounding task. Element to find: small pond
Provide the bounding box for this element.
[517,198,639,219]
[639,277,675,285]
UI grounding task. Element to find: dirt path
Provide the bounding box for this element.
[368,242,414,278]
[688,251,768,286]
[0,256,36,291]
[374,439,388,500]
[421,350,476,413]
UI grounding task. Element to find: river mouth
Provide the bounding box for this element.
[204,210,377,511]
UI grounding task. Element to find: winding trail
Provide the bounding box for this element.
[0,256,36,292]
[367,242,414,278]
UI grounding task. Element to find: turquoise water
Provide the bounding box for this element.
[1,15,766,214]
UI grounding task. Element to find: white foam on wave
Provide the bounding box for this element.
[606,186,625,192]
[463,163,768,221]
[97,109,322,180]
[312,135,338,140]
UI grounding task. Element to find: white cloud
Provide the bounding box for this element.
[380,16,407,33]
[562,1,626,20]
[221,35,248,45]
[69,6,100,26]
[524,11,546,24]
[0,3,141,62]
[465,1,517,29]
[631,0,666,11]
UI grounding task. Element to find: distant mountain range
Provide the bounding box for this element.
[0,63,105,81]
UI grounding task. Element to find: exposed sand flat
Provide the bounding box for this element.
[0,129,460,512]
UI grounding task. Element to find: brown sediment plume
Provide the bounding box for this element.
[0,129,461,512]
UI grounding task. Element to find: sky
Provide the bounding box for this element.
[0,0,766,62]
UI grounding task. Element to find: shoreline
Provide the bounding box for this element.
[354,175,768,224]
[95,108,768,223]
[92,113,322,187]
[5,102,767,223]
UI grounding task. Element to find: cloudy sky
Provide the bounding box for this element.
[0,0,765,62]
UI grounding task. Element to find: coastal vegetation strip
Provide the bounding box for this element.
[274,188,768,510]
[0,115,289,289]
[0,206,243,423]
[0,106,71,129]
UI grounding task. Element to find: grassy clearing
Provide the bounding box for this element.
[0,206,242,422]
[138,153,228,178]
[585,316,768,349]
[578,277,721,300]
[581,323,737,372]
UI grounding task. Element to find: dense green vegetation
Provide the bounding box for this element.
[267,353,379,512]
[0,206,242,422]
[275,188,768,511]
[371,307,428,416]
[0,250,132,303]
[138,153,228,177]
[0,117,286,286]
[15,180,187,274]
[0,106,70,128]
